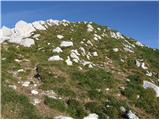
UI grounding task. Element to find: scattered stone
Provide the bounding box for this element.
[2,58,6,61]
[84,113,98,119]
[57,35,64,39]
[42,90,57,99]
[127,110,139,119]
[113,48,119,52]
[31,90,39,95]
[136,95,140,99]
[32,98,41,105]
[65,56,73,66]
[8,85,17,90]
[17,69,24,72]
[92,51,98,56]
[120,106,126,113]
[105,88,110,91]
[60,41,73,47]
[14,59,21,62]
[136,60,141,67]
[120,59,124,62]
[97,28,101,31]
[141,62,148,69]
[48,55,63,61]
[52,47,63,53]
[87,24,94,32]
[78,66,83,70]
[88,64,93,68]
[80,47,86,56]
[54,115,73,119]
[146,71,152,77]
[22,81,30,87]
[87,40,93,46]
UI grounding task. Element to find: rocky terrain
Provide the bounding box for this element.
[0,19,159,119]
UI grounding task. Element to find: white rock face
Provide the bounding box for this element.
[92,51,98,56]
[60,41,73,47]
[0,26,12,43]
[127,110,139,119]
[113,48,119,52]
[57,35,64,39]
[52,47,63,53]
[20,38,35,47]
[84,113,98,119]
[32,21,46,30]
[31,90,39,95]
[1,26,12,37]
[15,20,35,37]
[143,81,159,97]
[1,20,35,47]
[87,24,94,32]
[65,56,73,66]
[48,55,63,61]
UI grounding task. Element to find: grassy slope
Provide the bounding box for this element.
[1,22,159,118]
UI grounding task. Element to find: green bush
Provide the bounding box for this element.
[121,82,144,103]
[127,74,142,84]
[87,89,106,100]
[44,96,66,112]
[136,89,159,118]
[54,87,76,97]
[66,99,87,118]
[71,68,116,89]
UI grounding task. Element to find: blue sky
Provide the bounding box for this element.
[1,1,159,48]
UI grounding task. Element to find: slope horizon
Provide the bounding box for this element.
[1,1,158,49]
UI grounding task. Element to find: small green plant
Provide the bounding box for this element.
[54,87,76,97]
[44,96,66,112]
[66,99,87,118]
[136,88,159,118]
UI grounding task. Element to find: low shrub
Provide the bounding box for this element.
[44,96,66,112]
[66,99,87,118]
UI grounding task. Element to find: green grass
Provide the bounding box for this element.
[66,99,87,118]
[71,68,117,90]
[2,85,40,118]
[44,96,66,112]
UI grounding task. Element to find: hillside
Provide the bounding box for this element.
[0,19,159,119]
